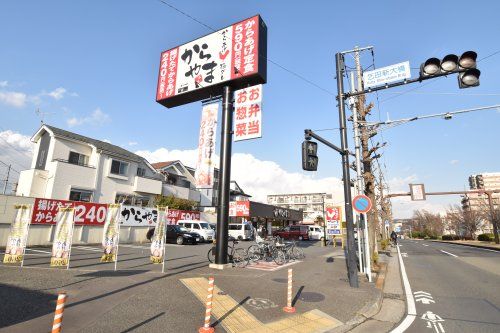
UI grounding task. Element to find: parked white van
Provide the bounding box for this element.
[177,220,215,242]
[228,223,253,240]
[308,225,324,240]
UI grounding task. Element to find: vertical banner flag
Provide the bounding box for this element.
[3,204,32,264]
[151,206,168,264]
[101,204,121,263]
[50,207,75,267]
[325,206,342,236]
[195,103,218,188]
[234,84,263,141]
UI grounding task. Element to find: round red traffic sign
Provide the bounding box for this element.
[352,195,372,213]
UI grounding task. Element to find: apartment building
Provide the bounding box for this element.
[267,192,334,224]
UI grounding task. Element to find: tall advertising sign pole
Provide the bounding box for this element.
[216,86,233,265]
[335,52,359,288]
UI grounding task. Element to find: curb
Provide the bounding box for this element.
[431,240,500,252]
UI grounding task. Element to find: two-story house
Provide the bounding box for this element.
[16,124,162,205]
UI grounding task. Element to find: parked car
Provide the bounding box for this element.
[177,220,215,242]
[228,222,253,240]
[308,225,324,240]
[146,225,200,245]
[275,225,310,241]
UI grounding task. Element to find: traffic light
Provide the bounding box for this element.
[302,140,318,171]
[419,51,480,89]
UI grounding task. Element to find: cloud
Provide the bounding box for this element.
[135,147,344,203]
[0,130,34,171]
[102,139,112,144]
[46,87,67,100]
[0,91,28,108]
[67,108,110,127]
[0,81,8,88]
[450,159,459,165]
[128,141,138,146]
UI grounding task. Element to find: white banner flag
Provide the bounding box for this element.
[101,204,121,263]
[50,207,75,267]
[3,204,32,265]
[151,207,168,267]
[195,103,218,188]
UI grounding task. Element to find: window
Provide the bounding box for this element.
[115,193,132,205]
[111,159,129,176]
[135,197,149,207]
[69,189,93,202]
[192,224,200,229]
[183,223,192,229]
[68,151,89,166]
[137,167,146,177]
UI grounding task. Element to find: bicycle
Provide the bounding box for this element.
[207,239,248,267]
[283,240,305,261]
[247,236,286,265]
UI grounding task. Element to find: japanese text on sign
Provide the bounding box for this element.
[32,198,107,226]
[234,84,263,142]
[195,103,218,188]
[363,61,411,88]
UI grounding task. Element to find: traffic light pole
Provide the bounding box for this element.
[335,53,359,288]
[215,85,233,266]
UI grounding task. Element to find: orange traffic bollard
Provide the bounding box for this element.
[198,277,215,333]
[283,268,296,313]
[51,293,67,333]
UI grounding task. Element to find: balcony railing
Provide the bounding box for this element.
[53,158,95,169]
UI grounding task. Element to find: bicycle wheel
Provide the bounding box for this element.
[207,248,215,263]
[292,246,305,260]
[272,249,286,265]
[247,245,263,262]
[232,248,248,268]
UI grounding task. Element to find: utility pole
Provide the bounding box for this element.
[335,52,359,288]
[351,48,372,281]
[3,164,11,195]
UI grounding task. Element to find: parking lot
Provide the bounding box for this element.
[0,240,379,333]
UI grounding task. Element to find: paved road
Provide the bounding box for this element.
[398,239,500,333]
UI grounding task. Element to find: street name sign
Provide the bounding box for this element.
[410,183,426,201]
[363,61,411,88]
[352,195,372,214]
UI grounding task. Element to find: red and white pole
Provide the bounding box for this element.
[283,268,296,313]
[198,277,215,333]
[51,293,67,333]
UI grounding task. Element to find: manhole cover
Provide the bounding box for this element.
[326,257,334,263]
[298,292,325,302]
[272,278,288,283]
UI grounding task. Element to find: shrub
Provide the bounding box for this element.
[477,233,494,242]
[442,235,454,241]
[424,236,430,240]
[372,252,379,264]
[380,239,389,250]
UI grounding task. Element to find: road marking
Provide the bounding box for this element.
[401,252,408,257]
[26,248,51,254]
[446,243,499,253]
[389,245,416,333]
[421,311,445,332]
[73,246,102,252]
[181,277,342,332]
[440,250,458,258]
[414,291,435,305]
[422,244,429,247]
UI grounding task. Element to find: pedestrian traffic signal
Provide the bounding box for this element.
[302,140,318,171]
[419,51,480,89]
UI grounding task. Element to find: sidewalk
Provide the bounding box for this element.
[334,246,405,332]
[431,240,500,251]
[184,243,382,333]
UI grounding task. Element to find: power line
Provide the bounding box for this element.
[155,0,335,96]
[0,159,21,174]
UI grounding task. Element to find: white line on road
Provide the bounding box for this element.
[390,245,417,333]
[422,244,429,247]
[446,243,499,253]
[26,249,51,254]
[440,250,458,258]
[73,246,102,252]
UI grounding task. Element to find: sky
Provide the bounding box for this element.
[1,0,499,218]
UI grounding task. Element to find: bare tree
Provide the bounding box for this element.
[446,205,483,239]
[411,210,443,237]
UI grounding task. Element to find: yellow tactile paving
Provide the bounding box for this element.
[181,277,343,333]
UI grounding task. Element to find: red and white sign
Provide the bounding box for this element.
[31,198,107,226]
[195,103,218,189]
[156,15,266,108]
[168,209,201,225]
[229,201,250,217]
[234,84,262,142]
[325,206,341,223]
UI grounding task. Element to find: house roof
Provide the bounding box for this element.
[41,125,145,163]
[151,161,176,170]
